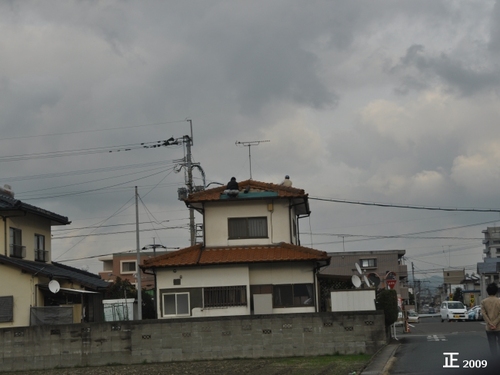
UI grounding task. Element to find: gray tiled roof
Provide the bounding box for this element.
[0,255,108,290]
[477,258,500,274]
[0,192,70,225]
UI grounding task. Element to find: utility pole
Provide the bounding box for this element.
[173,120,205,246]
[235,140,270,179]
[412,262,417,313]
[135,186,142,320]
[184,135,196,246]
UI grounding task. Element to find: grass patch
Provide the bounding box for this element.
[273,354,371,375]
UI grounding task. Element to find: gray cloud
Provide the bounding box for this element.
[392,43,500,96]
[1,1,499,277]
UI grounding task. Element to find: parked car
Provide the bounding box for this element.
[440,301,467,322]
[467,305,483,321]
[408,310,419,323]
[428,307,436,314]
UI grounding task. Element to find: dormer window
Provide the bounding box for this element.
[228,217,268,239]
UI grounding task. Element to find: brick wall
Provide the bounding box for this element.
[0,311,387,372]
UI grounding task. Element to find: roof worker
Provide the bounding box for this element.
[281,175,292,187]
[224,177,240,197]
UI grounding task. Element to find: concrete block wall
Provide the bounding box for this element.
[0,311,386,372]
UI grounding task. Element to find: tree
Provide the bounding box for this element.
[453,287,464,303]
[104,277,156,319]
[105,277,136,299]
[376,289,398,326]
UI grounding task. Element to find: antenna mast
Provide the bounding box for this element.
[235,140,270,179]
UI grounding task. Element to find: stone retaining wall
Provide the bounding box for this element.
[0,311,386,372]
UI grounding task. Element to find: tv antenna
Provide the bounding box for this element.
[235,140,270,179]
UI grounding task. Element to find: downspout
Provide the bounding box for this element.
[2,216,7,256]
[202,202,206,246]
[314,264,318,312]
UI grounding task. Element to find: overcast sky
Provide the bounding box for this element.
[2,1,500,281]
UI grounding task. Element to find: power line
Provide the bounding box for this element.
[52,225,188,239]
[310,196,500,213]
[17,165,175,199]
[54,195,136,261]
[3,160,173,182]
[52,218,187,232]
[300,218,500,246]
[0,119,187,142]
[20,168,175,201]
[0,139,180,163]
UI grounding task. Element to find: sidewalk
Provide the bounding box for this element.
[360,341,400,375]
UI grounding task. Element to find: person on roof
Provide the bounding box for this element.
[224,177,240,197]
[281,175,292,187]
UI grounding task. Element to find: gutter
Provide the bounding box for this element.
[2,216,6,257]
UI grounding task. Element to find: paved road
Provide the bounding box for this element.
[390,317,499,375]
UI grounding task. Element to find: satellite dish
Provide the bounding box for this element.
[363,275,372,287]
[368,272,381,288]
[355,263,362,275]
[48,280,60,294]
[351,275,362,288]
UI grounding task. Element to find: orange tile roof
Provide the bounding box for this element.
[141,242,330,269]
[185,179,307,203]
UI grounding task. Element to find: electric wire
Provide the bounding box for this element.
[310,196,500,213]
[0,119,187,142]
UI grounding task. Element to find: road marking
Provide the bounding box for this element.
[427,334,447,342]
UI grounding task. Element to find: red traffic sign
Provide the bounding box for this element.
[387,279,397,289]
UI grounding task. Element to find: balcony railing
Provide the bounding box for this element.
[10,244,26,259]
[35,249,49,262]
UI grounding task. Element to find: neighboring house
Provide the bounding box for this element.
[461,273,481,307]
[319,250,409,307]
[141,179,331,319]
[0,185,108,328]
[477,227,500,299]
[98,250,168,290]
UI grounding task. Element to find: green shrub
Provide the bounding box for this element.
[375,289,398,326]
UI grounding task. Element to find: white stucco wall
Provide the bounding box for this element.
[156,264,250,290]
[156,265,252,318]
[203,200,293,247]
[249,263,315,285]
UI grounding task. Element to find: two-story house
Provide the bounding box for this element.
[141,179,330,319]
[0,185,108,327]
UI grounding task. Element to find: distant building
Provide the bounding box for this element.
[98,250,168,290]
[477,227,500,299]
[319,250,409,305]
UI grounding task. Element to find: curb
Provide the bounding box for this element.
[360,342,400,375]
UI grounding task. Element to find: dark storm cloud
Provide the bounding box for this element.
[392,44,500,96]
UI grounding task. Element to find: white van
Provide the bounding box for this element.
[440,301,467,322]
